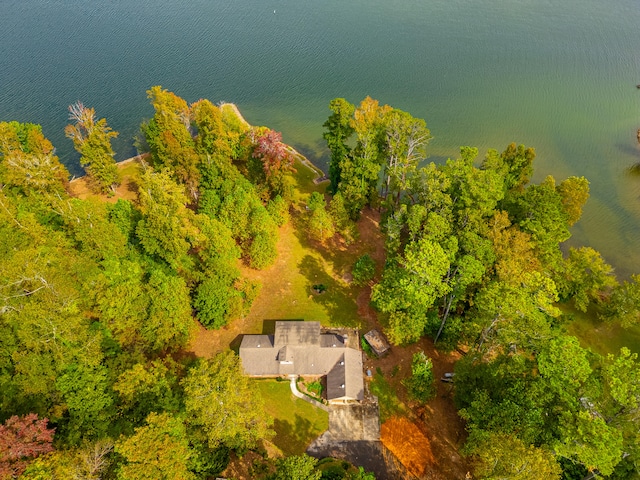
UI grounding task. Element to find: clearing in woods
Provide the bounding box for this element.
[65,105,471,478]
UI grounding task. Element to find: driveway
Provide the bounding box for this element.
[307,399,401,480]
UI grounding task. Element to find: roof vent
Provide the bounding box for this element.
[332,343,336,347]
[340,361,344,366]
[340,384,345,389]
[257,344,261,348]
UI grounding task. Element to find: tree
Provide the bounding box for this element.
[328,192,357,243]
[182,351,272,450]
[55,363,114,443]
[604,274,640,328]
[470,433,561,480]
[0,121,69,195]
[116,412,195,480]
[372,233,452,344]
[352,254,376,286]
[113,360,182,425]
[404,351,435,403]
[306,192,335,243]
[191,99,233,159]
[135,168,198,271]
[557,247,617,312]
[338,97,391,218]
[347,467,376,480]
[381,109,431,206]
[537,336,592,407]
[274,454,321,480]
[557,176,590,226]
[555,410,623,477]
[143,86,200,199]
[323,98,355,193]
[65,102,119,194]
[481,143,535,196]
[0,414,55,479]
[508,175,570,267]
[57,197,128,261]
[251,128,295,199]
[487,211,541,284]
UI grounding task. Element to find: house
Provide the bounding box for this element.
[239,321,364,403]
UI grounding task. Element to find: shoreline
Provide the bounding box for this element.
[68,103,327,185]
[222,102,327,183]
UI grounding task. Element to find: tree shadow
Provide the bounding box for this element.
[297,254,360,328]
[261,319,306,335]
[273,413,320,455]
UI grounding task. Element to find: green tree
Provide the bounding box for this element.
[328,192,357,243]
[555,410,623,477]
[191,99,233,159]
[55,363,114,444]
[143,86,200,199]
[404,351,435,403]
[113,359,182,424]
[557,247,617,312]
[470,433,561,480]
[65,102,119,194]
[274,454,321,480]
[381,109,431,206]
[604,274,640,327]
[557,176,590,226]
[372,235,451,344]
[481,143,535,196]
[116,412,195,480]
[352,254,376,286]
[135,168,198,271]
[323,98,355,194]
[338,97,391,218]
[182,351,273,450]
[307,192,335,243]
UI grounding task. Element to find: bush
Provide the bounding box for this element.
[307,380,323,396]
[361,337,374,357]
[352,254,375,286]
[404,351,435,403]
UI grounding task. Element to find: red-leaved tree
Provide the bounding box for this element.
[0,414,55,479]
[251,129,295,197]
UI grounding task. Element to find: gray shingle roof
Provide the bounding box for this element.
[239,321,364,401]
[273,321,321,346]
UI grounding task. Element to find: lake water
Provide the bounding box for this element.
[2,0,640,277]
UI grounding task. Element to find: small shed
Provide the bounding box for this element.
[364,329,390,357]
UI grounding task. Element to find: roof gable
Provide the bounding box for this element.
[274,321,320,346]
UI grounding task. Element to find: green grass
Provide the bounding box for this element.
[254,379,328,455]
[242,161,363,328]
[370,372,408,422]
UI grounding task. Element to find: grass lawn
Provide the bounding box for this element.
[254,379,328,456]
[238,157,374,329]
[370,371,409,423]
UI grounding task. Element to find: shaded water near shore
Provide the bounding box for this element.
[2,0,640,278]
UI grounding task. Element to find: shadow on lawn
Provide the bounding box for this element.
[273,413,320,455]
[298,254,360,328]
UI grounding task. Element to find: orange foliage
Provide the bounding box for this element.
[380,416,434,478]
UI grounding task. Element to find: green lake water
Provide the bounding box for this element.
[2,0,640,279]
